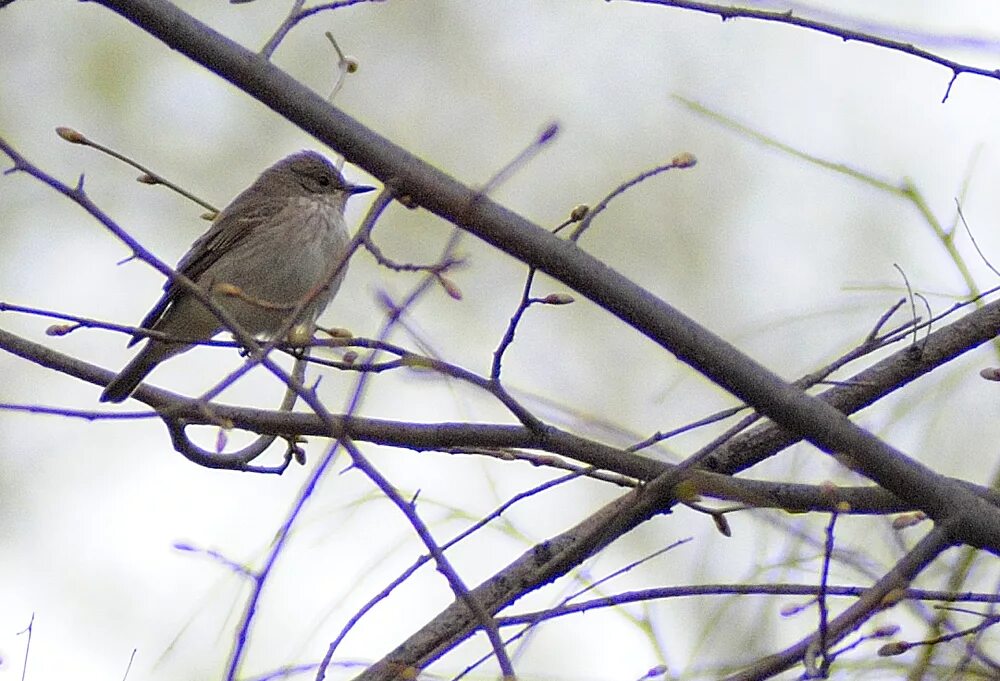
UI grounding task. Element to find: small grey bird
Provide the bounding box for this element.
[100,151,374,403]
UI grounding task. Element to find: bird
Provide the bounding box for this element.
[100,151,374,402]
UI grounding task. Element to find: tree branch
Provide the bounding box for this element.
[627,0,1000,102]
[88,0,1000,553]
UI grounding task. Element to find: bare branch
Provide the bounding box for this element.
[88,0,1000,552]
[629,0,1000,101]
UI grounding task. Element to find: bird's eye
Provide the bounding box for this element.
[316,174,331,187]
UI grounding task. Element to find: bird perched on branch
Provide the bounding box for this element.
[101,151,374,403]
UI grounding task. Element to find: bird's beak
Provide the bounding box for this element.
[347,184,376,195]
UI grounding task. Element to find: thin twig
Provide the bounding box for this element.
[479,123,560,197]
[570,152,697,241]
[726,525,954,680]
[632,0,1000,101]
[55,126,217,213]
[322,468,596,663]
[494,581,1000,627]
[258,0,383,59]
[17,613,34,681]
[342,438,518,680]
[955,198,1000,279]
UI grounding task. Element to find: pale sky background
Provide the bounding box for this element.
[4,2,1000,680]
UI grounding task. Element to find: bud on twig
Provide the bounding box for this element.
[55,127,87,144]
[870,624,900,639]
[541,293,574,305]
[671,152,697,168]
[877,641,911,657]
[324,326,353,339]
[537,122,559,145]
[712,513,732,537]
[45,323,77,336]
[980,367,1000,381]
[438,275,463,300]
[215,428,229,453]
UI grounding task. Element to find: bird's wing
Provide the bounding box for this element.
[126,198,281,346]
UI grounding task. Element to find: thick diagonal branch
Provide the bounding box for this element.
[87,0,1000,551]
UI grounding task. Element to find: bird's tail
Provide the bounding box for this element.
[100,342,178,403]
